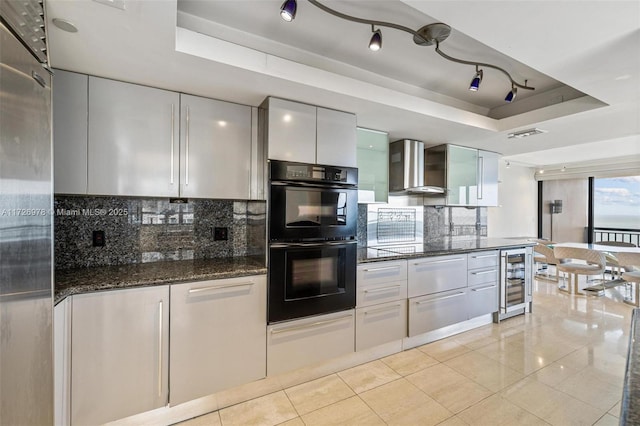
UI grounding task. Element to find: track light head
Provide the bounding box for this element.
[505,86,517,102]
[469,68,483,91]
[280,0,297,22]
[369,27,382,51]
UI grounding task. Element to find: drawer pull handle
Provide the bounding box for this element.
[471,285,496,292]
[472,254,497,259]
[271,314,352,334]
[471,270,496,275]
[364,284,402,294]
[416,292,465,304]
[364,304,402,315]
[413,258,464,266]
[188,282,254,294]
[157,300,163,398]
[363,265,401,273]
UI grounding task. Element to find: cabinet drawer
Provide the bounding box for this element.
[408,289,467,337]
[468,250,499,269]
[267,310,355,376]
[356,300,407,351]
[468,267,499,286]
[357,260,407,285]
[408,255,467,298]
[357,279,407,307]
[468,283,498,319]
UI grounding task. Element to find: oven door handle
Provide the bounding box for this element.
[270,181,356,190]
[271,240,357,248]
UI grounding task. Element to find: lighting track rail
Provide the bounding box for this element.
[281,0,535,102]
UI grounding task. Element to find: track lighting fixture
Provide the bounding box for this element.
[369,25,382,51]
[280,0,297,22]
[281,0,534,102]
[505,85,517,103]
[469,66,483,92]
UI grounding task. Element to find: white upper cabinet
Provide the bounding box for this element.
[265,98,316,164]
[263,97,357,167]
[88,77,180,197]
[180,94,252,199]
[53,69,87,194]
[477,150,499,207]
[316,107,357,167]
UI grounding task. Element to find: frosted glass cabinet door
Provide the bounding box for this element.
[266,98,316,163]
[180,94,252,199]
[316,107,357,167]
[88,77,180,197]
[446,145,478,206]
[356,128,389,203]
[52,69,87,194]
[71,286,169,426]
[170,276,267,405]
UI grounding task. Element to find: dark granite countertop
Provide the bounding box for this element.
[621,308,640,425]
[55,256,267,304]
[358,237,535,263]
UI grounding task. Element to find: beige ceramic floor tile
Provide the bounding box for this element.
[276,418,305,426]
[609,401,621,417]
[435,415,469,426]
[476,341,552,375]
[444,351,524,392]
[381,348,439,376]
[553,368,622,411]
[284,374,354,415]
[593,414,620,426]
[457,394,549,426]
[218,391,298,426]
[177,411,221,426]
[360,378,452,426]
[407,363,492,414]
[337,359,401,394]
[531,360,583,387]
[300,396,385,426]
[501,377,604,426]
[418,339,472,362]
[452,328,499,350]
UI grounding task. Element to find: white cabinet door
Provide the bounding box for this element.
[357,260,407,308]
[71,286,169,426]
[408,255,468,297]
[409,289,468,336]
[316,107,357,167]
[468,282,498,319]
[170,276,267,405]
[266,98,316,163]
[88,77,179,197]
[53,69,87,194]
[267,310,355,376]
[180,94,252,199]
[477,150,499,206]
[356,300,407,351]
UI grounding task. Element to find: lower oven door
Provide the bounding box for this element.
[268,240,357,323]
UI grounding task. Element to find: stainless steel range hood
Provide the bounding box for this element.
[389,139,445,194]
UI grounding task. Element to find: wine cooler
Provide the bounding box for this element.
[494,246,533,322]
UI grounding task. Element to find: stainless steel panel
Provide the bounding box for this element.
[408,254,467,298]
[468,250,499,269]
[0,22,53,425]
[409,288,468,336]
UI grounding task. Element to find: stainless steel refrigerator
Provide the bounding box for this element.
[0,3,53,424]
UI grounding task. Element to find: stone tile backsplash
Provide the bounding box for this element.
[54,196,266,270]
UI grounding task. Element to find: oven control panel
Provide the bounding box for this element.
[270,160,357,186]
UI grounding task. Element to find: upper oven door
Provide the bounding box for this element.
[269,182,357,241]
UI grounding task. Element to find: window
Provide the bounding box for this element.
[593,176,640,230]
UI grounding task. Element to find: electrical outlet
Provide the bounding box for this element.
[213,227,228,241]
[93,230,105,247]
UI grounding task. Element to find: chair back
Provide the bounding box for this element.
[534,244,558,264]
[595,241,637,247]
[615,252,640,270]
[553,246,606,271]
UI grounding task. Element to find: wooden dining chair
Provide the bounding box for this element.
[615,252,640,306]
[553,247,606,294]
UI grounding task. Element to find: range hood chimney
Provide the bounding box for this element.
[389,140,445,194]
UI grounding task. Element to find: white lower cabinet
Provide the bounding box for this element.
[356,300,407,351]
[408,288,468,337]
[169,276,267,406]
[408,254,468,297]
[267,310,355,376]
[70,286,169,426]
[468,282,499,319]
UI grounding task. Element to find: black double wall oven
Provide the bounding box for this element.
[268,160,358,323]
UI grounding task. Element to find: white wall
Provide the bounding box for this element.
[487,163,537,238]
